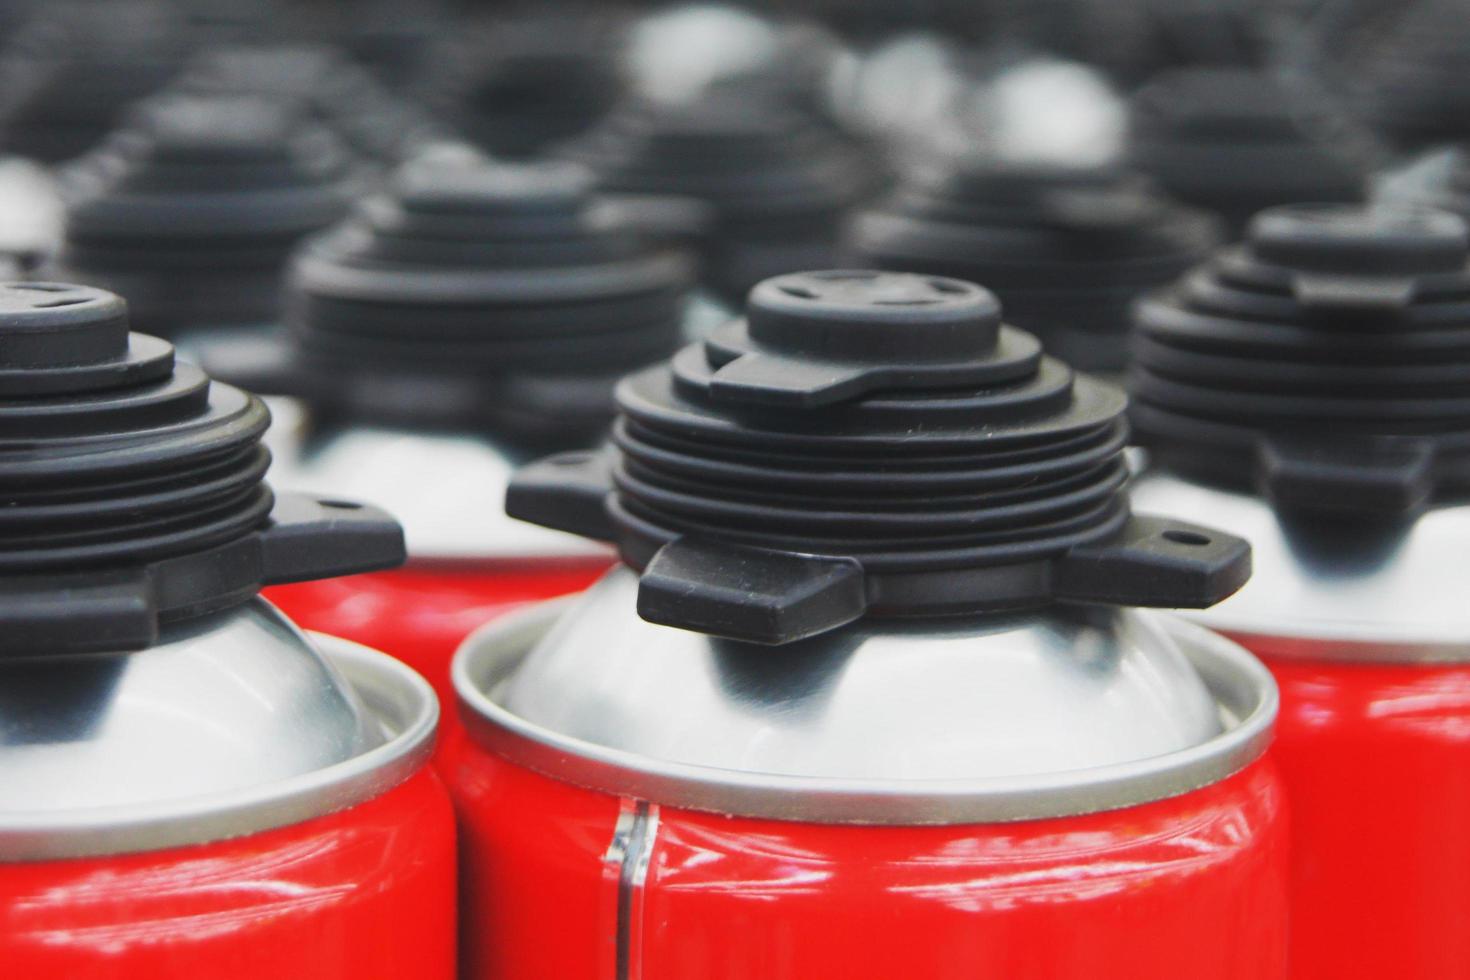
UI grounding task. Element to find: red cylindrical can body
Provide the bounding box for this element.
[1130,471,1470,980]
[446,592,1288,980]
[443,735,1287,980]
[0,768,456,979]
[0,624,457,980]
[266,558,610,710]
[1236,638,1470,980]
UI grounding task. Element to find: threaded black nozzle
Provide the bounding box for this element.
[511,270,1251,645]
[1131,202,1470,519]
[0,282,404,656]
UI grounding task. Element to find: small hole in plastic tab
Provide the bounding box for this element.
[1162,529,1211,546]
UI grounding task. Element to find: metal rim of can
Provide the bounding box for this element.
[452,597,1280,825]
[1203,624,1470,665]
[0,635,438,862]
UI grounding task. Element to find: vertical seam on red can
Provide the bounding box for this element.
[627,802,659,980]
[612,799,659,980]
[602,799,638,980]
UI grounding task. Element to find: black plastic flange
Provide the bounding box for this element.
[1131,203,1470,519]
[0,281,406,656]
[0,493,404,657]
[509,270,1251,645]
[511,454,1249,644]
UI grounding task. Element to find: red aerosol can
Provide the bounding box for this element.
[205,146,700,710]
[445,271,1287,979]
[0,283,455,978]
[1129,203,1470,980]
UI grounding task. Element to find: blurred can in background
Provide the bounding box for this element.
[1130,203,1470,980]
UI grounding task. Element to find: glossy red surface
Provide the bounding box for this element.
[444,732,1288,980]
[266,559,610,711]
[0,769,457,979]
[1244,638,1470,980]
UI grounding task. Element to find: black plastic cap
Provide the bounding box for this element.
[0,282,406,656]
[1354,0,1470,151]
[203,148,697,446]
[1131,203,1470,520]
[561,89,876,302]
[1128,68,1371,233]
[845,158,1222,372]
[0,0,189,163]
[51,92,357,335]
[510,270,1252,645]
[709,272,1009,407]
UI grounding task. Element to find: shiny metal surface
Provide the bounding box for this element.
[0,156,61,260]
[454,568,1277,823]
[262,397,613,562]
[1131,469,1470,662]
[0,602,437,859]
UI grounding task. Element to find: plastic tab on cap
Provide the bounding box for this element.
[706,272,1015,407]
[638,539,866,645]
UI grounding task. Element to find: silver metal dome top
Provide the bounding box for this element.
[0,601,437,859]
[262,396,612,563]
[1131,469,1470,662]
[455,568,1276,824]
